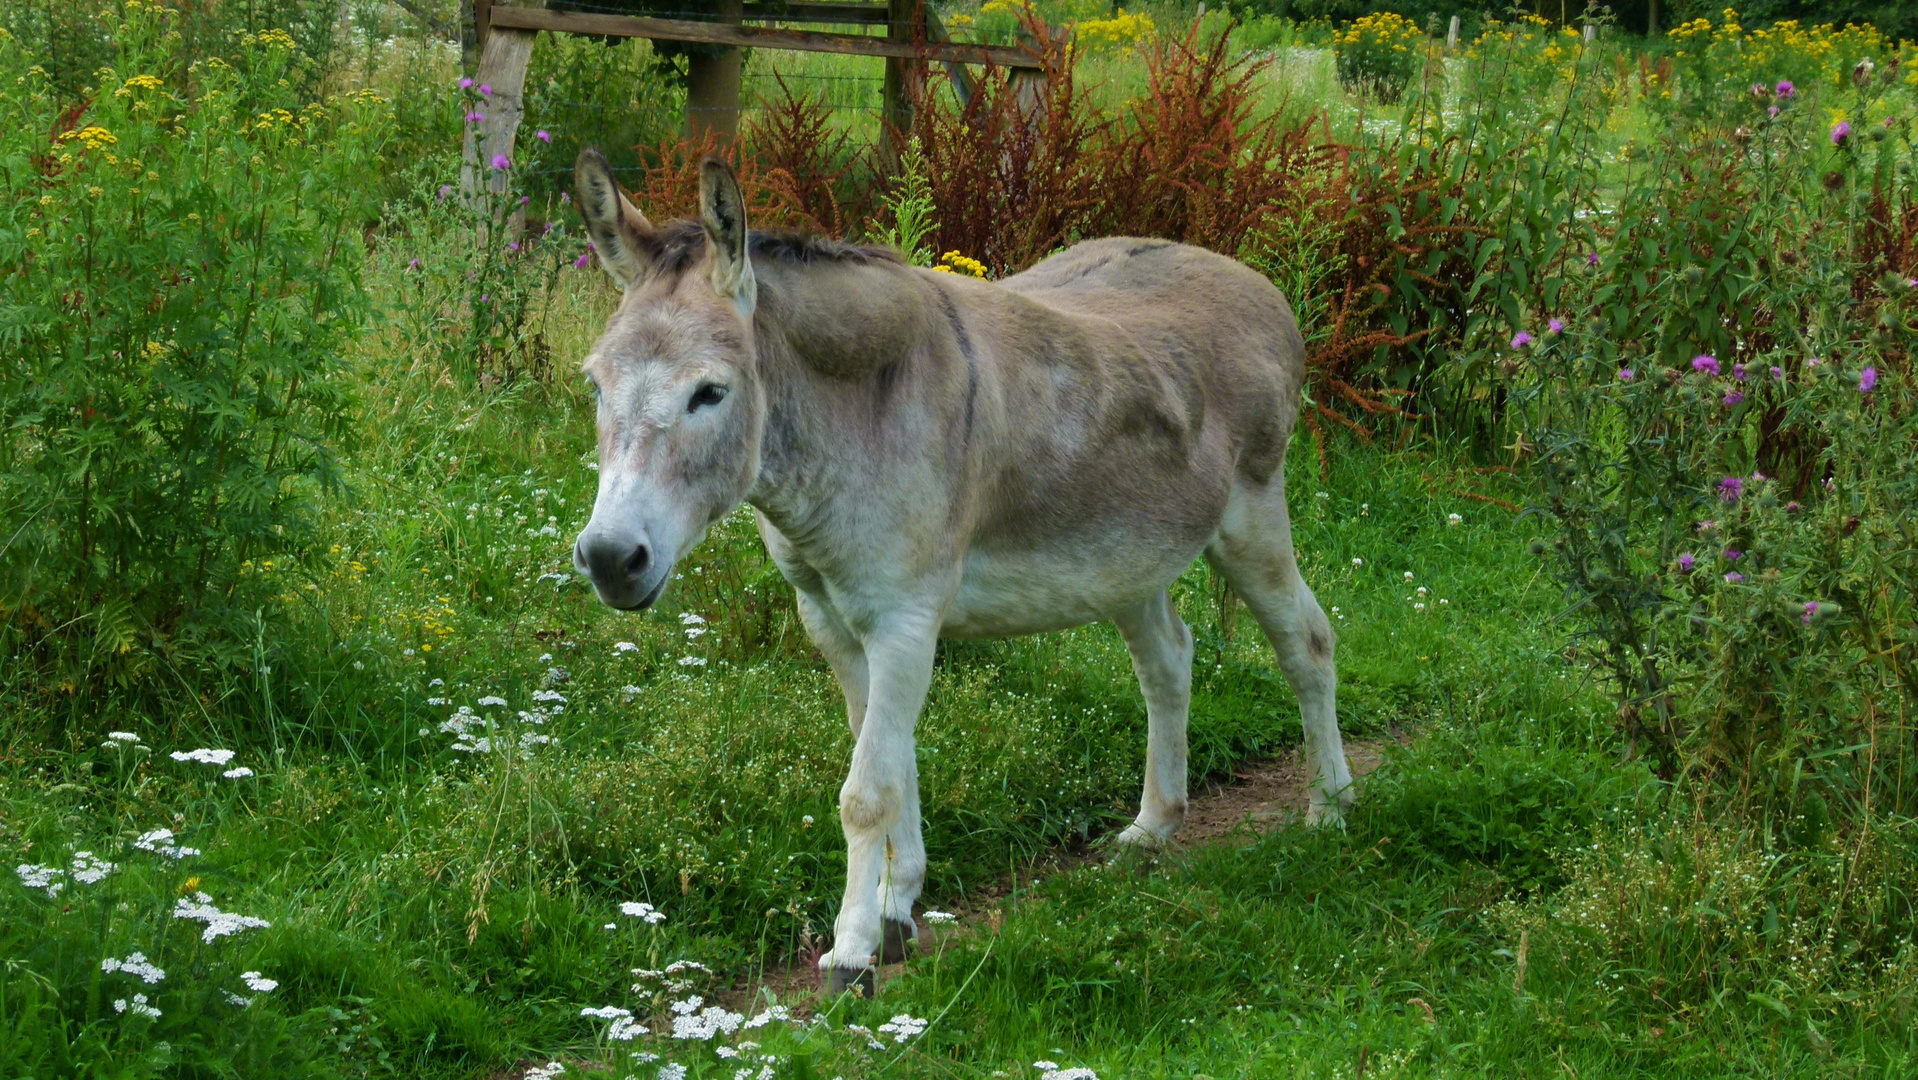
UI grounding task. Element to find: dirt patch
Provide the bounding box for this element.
[1174,736,1394,848]
[719,736,1403,1007]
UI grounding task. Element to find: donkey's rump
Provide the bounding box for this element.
[1003,237,1304,482]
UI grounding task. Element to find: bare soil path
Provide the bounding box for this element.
[726,737,1402,1010]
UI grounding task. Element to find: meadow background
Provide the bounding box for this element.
[2,0,1917,1077]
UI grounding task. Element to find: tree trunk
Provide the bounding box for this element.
[1647,0,1659,36]
[685,0,744,143]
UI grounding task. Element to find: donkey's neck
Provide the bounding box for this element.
[745,256,941,526]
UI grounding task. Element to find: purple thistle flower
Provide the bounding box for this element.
[1679,552,1695,571]
[1725,572,1744,583]
[573,251,591,269]
[459,77,473,89]
[1768,105,1779,118]
[1586,252,1600,267]
[1786,501,1801,513]
[1771,365,1784,379]
[1832,120,1851,145]
[1698,520,1717,532]
[478,83,492,96]
[1693,354,1720,375]
[437,184,452,200]
[1802,600,1819,626]
[467,111,484,124]
[536,129,552,143]
[520,195,530,205]
[479,294,488,303]
[560,192,571,204]
[408,257,420,270]
[507,241,520,252]
[1619,368,1636,381]
[1718,477,1743,502]
[1723,390,1745,406]
[1859,366,1878,393]
[491,153,510,171]
[1775,80,1794,98]
[1731,363,1747,381]
[1548,318,1565,334]
[1511,331,1533,348]
[1724,549,1742,562]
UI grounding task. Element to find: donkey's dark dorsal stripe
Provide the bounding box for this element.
[569,153,1351,996]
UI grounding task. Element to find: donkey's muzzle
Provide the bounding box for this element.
[574,527,659,610]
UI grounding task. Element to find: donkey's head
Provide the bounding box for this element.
[571,150,762,610]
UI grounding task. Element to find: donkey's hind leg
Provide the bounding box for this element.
[1112,589,1195,844]
[1207,478,1354,826]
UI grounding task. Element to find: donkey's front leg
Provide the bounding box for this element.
[821,610,939,996]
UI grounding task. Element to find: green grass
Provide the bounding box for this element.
[10,253,1913,1077]
[6,7,1918,1078]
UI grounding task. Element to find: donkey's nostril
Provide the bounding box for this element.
[623,543,650,577]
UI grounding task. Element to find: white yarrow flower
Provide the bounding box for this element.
[478,695,509,707]
[101,952,166,984]
[1447,512,1463,526]
[677,656,707,667]
[106,731,140,743]
[114,993,163,1018]
[169,747,236,766]
[240,971,278,993]
[614,641,639,653]
[172,894,271,943]
[70,851,116,884]
[923,910,957,924]
[223,767,255,779]
[877,1013,928,1043]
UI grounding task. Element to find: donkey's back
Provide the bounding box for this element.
[937,237,1308,638]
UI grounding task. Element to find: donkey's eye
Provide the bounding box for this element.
[688,383,728,412]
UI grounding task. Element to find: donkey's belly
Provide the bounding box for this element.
[941,541,1202,639]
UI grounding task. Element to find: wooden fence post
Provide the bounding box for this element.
[1446,15,1459,53]
[880,0,924,168]
[686,0,745,142]
[459,24,538,233]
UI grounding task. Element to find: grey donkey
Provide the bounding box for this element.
[568,151,1354,996]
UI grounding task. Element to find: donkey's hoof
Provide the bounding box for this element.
[1113,821,1172,848]
[824,964,877,999]
[881,917,917,964]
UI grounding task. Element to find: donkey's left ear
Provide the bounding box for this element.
[698,157,755,317]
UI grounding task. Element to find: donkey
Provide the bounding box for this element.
[570,150,1354,995]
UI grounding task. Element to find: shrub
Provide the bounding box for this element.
[1333,12,1430,102]
[1500,70,1918,813]
[0,6,387,688]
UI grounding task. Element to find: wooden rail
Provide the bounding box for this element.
[486,4,1040,69]
[741,2,888,25]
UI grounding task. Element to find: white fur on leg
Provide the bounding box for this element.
[1112,591,1194,845]
[818,614,938,980]
[1208,479,1352,829]
[877,757,925,936]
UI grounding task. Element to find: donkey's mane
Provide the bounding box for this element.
[649,219,901,276]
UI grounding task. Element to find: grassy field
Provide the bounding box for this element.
[5,1,1918,1077]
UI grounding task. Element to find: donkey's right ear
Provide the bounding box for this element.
[574,148,656,290]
